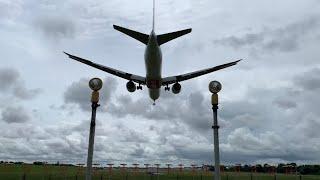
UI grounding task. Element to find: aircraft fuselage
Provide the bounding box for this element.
[144,30,162,101]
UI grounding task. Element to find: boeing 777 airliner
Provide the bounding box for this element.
[64,1,241,104]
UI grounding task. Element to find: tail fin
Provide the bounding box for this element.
[113,25,149,45]
[153,0,155,30]
[157,28,192,45]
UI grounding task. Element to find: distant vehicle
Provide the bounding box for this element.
[64,0,241,104]
[147,172,162,176]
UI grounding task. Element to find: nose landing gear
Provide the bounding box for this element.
[164,84,170,91]
[137,84,143,90]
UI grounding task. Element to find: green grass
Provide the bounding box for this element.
[0,165,319,180]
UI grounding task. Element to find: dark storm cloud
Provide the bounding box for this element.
[0,68,41,100]
[34,15,76,39]
[214,17,320,53]
[1,106,30,123]
[64,77,118,111]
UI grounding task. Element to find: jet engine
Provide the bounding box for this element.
[126,81,136,92]
[172,83,181,94]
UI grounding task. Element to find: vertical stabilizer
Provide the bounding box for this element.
[153,0,155,31]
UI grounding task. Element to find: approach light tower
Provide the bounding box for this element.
[209,81,222,180]
[86,78,103,180]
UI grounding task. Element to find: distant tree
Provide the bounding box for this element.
[300,165,312,175]
[314,165,320,175]
[14,162,24,165]
[242,165,251,172]
[33,161,44,165]
[288,163,297,167]
[277,163,285,173]
[208,165,214,171]
[256,164,264,173]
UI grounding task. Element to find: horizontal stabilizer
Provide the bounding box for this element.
[113,25,149,45]
[157,28,192,45]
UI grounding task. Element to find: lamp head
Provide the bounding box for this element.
[89,78,103,91]
[209,81,222,93]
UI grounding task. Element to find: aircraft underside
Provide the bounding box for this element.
[64,15,241,104]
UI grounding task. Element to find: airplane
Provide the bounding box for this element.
[64,0,242,104]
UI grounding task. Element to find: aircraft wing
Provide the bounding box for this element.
[161,59,242,85]
[64,52,146,85]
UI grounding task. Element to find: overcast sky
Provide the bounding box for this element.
[1,0,320,166]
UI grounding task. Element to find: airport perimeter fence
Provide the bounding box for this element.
[1,173,320,180]
[1,164,319,180]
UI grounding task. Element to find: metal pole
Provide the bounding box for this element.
[86,78,103,180]
[212,94,220,180]
[86,102,99,180]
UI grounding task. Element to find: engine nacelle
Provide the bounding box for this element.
[126,81,136,92]
[172,83,181,94]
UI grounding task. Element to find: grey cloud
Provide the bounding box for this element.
[225,128,284,155]
[294,68,320,91]
[0,121,89,162]
[170,145,212,163]
[1,106,30,123]
[34,15,76,40]
[299,114,320,138]
[221,127,320,163]
[64,77,118,111]
[122,129,149,143]
[273,98,297,109]
[13,84,42,100]
[214,17,320,53]
[0,0,23,20]
[130,147,145,157]
[0,68,19,91]
[217,69,320,162]
[108,90,212,133]
[63,67,320,164]
[2,125,50,140]
[0,68,41,100]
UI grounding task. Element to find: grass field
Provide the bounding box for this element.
[1,164,319,180]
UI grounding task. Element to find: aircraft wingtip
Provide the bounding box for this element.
[236,59,243,63]
[63,51,71,57]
